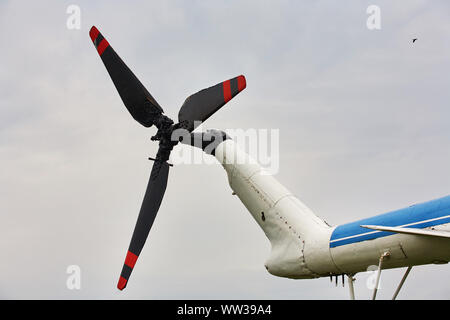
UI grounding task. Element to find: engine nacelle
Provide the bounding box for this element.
[213,138,338,278]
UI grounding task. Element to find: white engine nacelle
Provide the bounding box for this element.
[213,138,338,278]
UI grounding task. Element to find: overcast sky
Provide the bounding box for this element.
[1,0,450,299]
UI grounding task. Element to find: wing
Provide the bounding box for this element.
[361,225,450,239]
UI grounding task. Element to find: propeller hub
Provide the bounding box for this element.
[150,114,179,163]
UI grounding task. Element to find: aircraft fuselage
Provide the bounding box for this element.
[214,138,450,279]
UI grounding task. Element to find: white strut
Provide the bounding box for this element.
[392,266,412,300]
[372,251,390,300]
[347,274,355,300]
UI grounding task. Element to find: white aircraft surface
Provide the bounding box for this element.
[203,133,450,300]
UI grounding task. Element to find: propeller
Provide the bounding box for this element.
[89,26,246,290]
[178,74,246,132]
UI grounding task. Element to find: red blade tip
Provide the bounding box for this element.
[89,26,99,42]
[117,276,127,291]
[237,75,246,91]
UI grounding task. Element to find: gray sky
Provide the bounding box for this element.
[1,0,450,299]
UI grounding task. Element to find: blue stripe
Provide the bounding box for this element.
[330,195,450,248]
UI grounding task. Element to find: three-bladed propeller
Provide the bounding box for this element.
[89,26,246,290]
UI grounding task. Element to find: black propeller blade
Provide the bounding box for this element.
[178,75,246,132]
[89,26,164,128]
[89,26,247,291]
[117,156,170,290]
